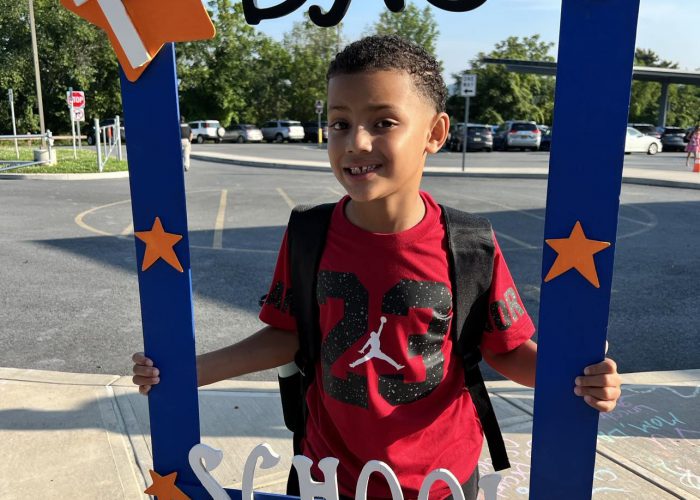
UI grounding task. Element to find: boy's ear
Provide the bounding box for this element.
[426,112,450,154]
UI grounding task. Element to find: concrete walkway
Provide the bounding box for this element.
[1,367,698,499]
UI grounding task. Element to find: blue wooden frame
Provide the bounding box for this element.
[530,1,640,498]
[109,1,640,498]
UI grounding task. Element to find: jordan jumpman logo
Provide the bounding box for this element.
[349,316,404,370]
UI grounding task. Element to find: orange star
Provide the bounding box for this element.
[61,0,215,81]
[144,470,190,500]
[134,217,184,272]
[544,221,611,288]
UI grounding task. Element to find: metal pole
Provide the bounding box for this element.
[461,96,470,172]
[317,111,322,148]
[68,87,76,159]
[28,0,46,146]
[115,115,122,160]
[8,89,19,159]
[95,117,102,172]
[46,129,52,164]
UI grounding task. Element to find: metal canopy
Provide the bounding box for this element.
[481,58,700,84]
[481,58,700,126]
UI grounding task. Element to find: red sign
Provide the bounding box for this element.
[67,90,85,109]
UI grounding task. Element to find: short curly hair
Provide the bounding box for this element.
[327,35,447,113]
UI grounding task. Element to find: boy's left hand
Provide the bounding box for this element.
[574,358,621,412]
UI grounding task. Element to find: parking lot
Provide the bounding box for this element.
[0,157,698,381]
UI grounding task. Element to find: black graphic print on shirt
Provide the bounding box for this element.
[317,271,452,408]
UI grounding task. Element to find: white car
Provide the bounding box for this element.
[625,127,662,155]
[189,120,225,143]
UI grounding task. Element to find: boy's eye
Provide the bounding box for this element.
[376,120,397,129]
[330,121,348,131]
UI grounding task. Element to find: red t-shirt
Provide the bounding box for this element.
[260,192,534,499]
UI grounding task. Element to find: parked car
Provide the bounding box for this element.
[539,128,552,151]
[493,121,541,151]
[260,119,305,143]
[303,121,328,142]
[625,127,662,154]
[225,124,263,143]
[659,127,688,152]
[448,123,493,152]
[189,120,225,143]
[86,118,125,145]
[627,123,661,139]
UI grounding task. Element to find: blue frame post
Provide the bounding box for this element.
[530,1,640,498]
[119,44,201,486]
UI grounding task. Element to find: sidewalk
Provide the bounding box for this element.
[191,151,700,191]
[1,367,697,499]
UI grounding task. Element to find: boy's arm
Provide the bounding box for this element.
[196,325,298,387]
[483,340,622,412]
[482,339,538,388]
[133,325,298,394]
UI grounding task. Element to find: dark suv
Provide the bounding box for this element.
[660,127,688,152]
[303,121,328,142]
[448,123,493,152]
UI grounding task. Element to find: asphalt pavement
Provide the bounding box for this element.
[1,147,699,499]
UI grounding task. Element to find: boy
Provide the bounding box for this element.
[133,35,621,499]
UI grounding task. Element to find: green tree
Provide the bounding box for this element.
[450,35,556,127]
[369,2,440,58]
[0,0,121,135]
[282,17,344,122]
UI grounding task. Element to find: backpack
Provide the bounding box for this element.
[273,202,510,473]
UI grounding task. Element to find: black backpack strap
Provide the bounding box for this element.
[281,202,335,453]
[441,205,511,471]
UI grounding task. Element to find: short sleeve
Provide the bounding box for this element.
[480,234,535,354]
[258,230,297,332]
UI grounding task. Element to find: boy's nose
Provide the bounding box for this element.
[346,126,372,153]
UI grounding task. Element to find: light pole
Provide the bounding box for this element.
[28,0,46,146]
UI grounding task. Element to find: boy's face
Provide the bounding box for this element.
[327,70,447,204]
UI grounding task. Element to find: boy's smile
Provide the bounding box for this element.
[327,70,448,223]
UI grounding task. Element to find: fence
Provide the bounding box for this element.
[0,131,54,172]
[94,116,123,172]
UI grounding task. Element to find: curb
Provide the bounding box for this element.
[192,154,700,190]
[0,171,129,181]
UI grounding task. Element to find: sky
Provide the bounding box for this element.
[252,0,700,83]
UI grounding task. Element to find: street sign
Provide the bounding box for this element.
[67,90,85,109]
[315,99,324,114]
[71,108,85,122]
[460,74,477,97]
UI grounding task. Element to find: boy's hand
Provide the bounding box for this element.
[574,358,621,412]
[132,352,160,395]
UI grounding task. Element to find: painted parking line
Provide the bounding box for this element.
[276,187,295,209]
[213,189,228,249]
[74,199,132,237]
[121,222,134,236]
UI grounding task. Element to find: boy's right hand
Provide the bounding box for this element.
[132,352,160,395]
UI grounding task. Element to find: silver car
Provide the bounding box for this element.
[495,121,542,151]
[260,120,305,143]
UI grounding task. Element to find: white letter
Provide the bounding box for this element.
[242,443,281,500]
[292,455,340,500]
[418,469,464,500]
[188,444,229,500]
[478,473,502,500]
[355,460,404,500]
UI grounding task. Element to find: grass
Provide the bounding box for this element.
[0,145,128,174]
